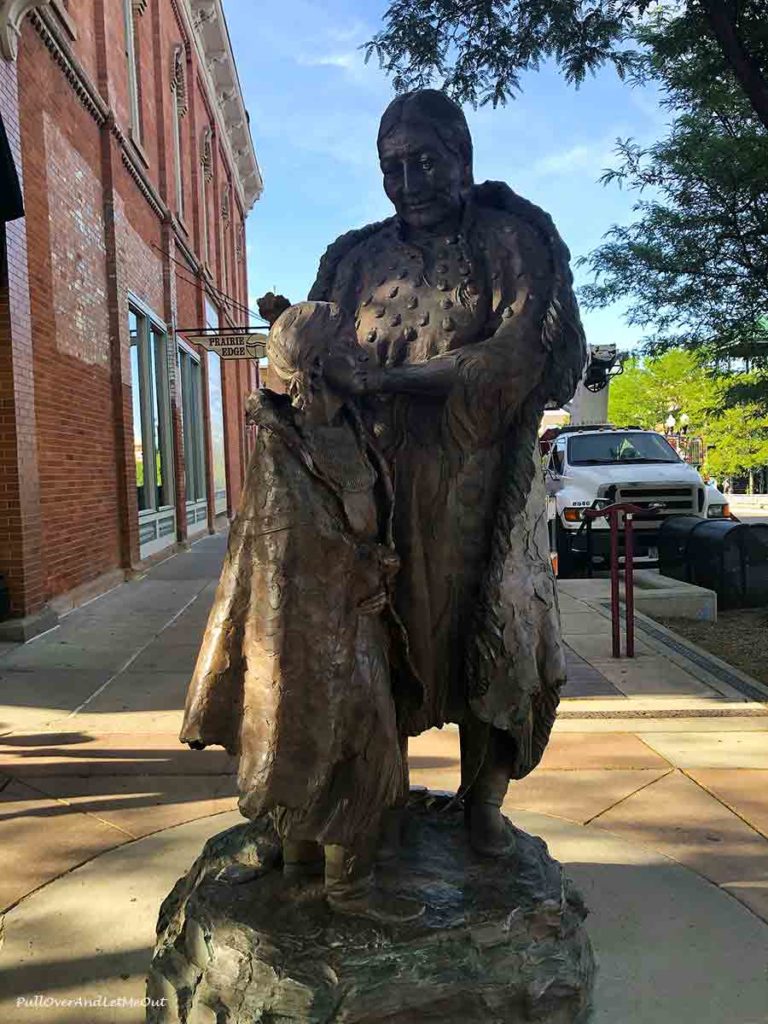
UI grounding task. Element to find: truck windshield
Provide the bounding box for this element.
[568,432,681,466]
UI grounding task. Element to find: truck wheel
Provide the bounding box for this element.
[556,522,581,579]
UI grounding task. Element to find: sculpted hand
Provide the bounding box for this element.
[377,548,400,580]
[324,355,385,396]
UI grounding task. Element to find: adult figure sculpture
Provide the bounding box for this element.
[311,90,586,856]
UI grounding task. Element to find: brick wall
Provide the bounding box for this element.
[0,57,45,617]
[19,28,120,601]
[1,2,258,617]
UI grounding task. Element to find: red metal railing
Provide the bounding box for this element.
[583,503,658,658]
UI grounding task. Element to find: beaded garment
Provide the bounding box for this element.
[311,182,586,778]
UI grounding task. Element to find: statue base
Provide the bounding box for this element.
[147,791,596,1023]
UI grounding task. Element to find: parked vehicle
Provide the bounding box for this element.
[542,424,730,577]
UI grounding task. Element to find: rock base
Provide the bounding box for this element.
[147,791,596,1023]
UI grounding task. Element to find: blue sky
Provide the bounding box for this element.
[224,0,667,350]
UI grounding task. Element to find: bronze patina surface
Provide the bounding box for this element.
[310,89,586,854]
[180,301,422,921]
[147,793,595,1024]
[157,92,595,1018]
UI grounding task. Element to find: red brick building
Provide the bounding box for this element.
[0,0,262,638]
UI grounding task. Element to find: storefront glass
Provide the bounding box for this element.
[205,300,227,514]
[129,303,176,555]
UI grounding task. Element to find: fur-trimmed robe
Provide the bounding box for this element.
[310,182,586,779]
[180,391,418,845]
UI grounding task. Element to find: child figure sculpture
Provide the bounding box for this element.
[180,301,423,923]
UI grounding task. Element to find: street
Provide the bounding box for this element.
[734,507,768,526]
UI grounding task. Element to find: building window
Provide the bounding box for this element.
[129,305,174,517]
[123,0,141,140]
[178,345,207,507]
[205,299,227,514]
[171,46,188,219]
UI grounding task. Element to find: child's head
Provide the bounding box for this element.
[267,301,360,408]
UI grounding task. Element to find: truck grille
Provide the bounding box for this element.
[614,485,699,528]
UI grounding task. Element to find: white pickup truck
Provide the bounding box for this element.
[543,425,730,577]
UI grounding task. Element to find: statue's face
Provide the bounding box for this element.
[379,123,467,230]
[322,321,371,394]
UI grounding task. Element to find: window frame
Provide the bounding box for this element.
[205,298,228,515]
[200,128,213,265]
[172,99,185,219]
[177,339,208,532]
[128,296,177,556]
[123,0,142,141]
[171,45,188,220]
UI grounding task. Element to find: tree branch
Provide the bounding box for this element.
[699,0,768,132]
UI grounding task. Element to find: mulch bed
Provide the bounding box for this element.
[654,608,768,688]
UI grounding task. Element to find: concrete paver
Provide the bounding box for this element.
[564,632,654,661]
[0,779,132,912]
[556,593,593,615]
[27,774,238,839]
[71,669,191,714]
[0,669,114,735]
[504,768,671,824]
[590,769,768,921]
[2,810,767,1024]
[686,769,768,839]
[561,611,612,635]
[589,655,720,697]
[44,710,186,735]
[0,531,767,1019]
[539,732,670,770]
[534,812,768,1024]
[409,765,461,794]
[0,732,237,777]
[563,647,623,698]
[129,644,202,674]
[640,731,768,769]
[408,725,461,770]
[0,814,240,1024]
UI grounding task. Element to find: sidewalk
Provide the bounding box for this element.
[0,535,766,1022]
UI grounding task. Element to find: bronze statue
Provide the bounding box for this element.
[156,95,597,1018]
[310,89,586,856]
[180,301,423,923]
[256,290,291,326]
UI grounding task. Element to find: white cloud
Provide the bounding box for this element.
[299,52,358,71]
[295,46,383,89]
[299,50,362,74]
[533,143,614,177]
[247,98,382,172]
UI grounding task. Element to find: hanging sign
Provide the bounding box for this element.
[181,330,267,360]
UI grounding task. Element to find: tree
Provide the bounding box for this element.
[366,1,768,132]
[579,11,768,377]
[607,349,768,479]
[608,349,714,429]
[704,402,768,480]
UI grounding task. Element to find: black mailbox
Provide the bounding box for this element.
[660,517,768,609]
[0,574,9,621]
[657,516,706,583]
[739,524,768,607]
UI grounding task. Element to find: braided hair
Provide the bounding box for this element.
[267,301,345,410]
